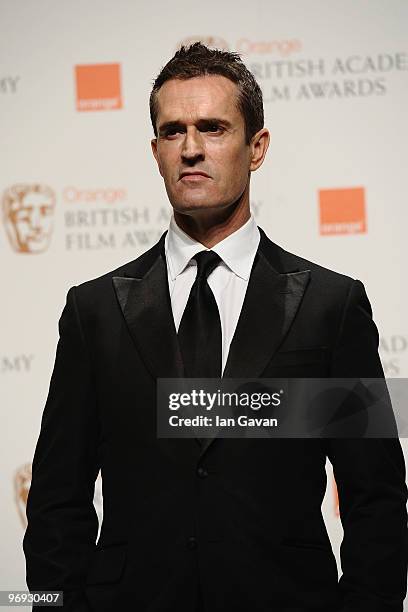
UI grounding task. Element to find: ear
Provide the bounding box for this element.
[151,138,163,177]
[249,128,270,172]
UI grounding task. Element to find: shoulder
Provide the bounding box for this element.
[258,226,356,291]
[72,232,166,298]
[257,227,373,323]
[283,247,355,292]
[283,246,371,315]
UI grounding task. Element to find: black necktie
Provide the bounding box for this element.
[178,250,222,378]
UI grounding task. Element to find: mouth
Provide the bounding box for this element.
[179,171,211,182]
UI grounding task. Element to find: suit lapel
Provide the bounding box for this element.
[223,252,310,378]
[112,232,184,379]
[112,228,311,458]
[113,233,202,459]
[200,229,310,457]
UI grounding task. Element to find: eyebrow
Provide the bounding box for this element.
[158,117,232,134]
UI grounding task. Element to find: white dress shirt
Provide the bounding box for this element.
[164,213,260,375]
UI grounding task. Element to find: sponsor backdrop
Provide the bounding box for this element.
[1,0,407,607]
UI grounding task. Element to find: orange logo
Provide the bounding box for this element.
[2,183,56,253]
[236,38,302,56]
[319,187,366,236]
[75,63,122,111]
[177,36,229,51]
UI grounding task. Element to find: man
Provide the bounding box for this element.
[24,43,407,611]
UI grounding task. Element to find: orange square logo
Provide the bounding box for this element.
[75,63,122,111]
[319,187,366,236]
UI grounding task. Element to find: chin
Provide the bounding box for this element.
[173,201,219,214]
[173,196,237,213]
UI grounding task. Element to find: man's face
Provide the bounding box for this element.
[151,75,253,216]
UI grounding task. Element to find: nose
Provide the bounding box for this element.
[29,206,42,231]
[181,127,204,164]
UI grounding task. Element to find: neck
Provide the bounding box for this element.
[173,189,250,248]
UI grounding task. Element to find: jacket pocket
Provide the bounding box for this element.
[85,543,127,585]
[273,347,328,367]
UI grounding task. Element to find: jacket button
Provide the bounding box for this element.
[197,467,208,478]
[187,536,198,550]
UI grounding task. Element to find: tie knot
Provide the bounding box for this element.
[193,250,221,279]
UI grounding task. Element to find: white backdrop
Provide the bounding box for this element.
[1,0,407,609]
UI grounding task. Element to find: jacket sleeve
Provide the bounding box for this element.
[23,287,100,611]
[326,279,408,612]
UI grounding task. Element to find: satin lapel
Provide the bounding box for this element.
[199,247,310,458]
[112,253,184,379]
[113,229,310,457]
[113,236,201,459]
[222,251,310,378]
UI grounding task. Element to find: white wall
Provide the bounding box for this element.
[1,0,407,608]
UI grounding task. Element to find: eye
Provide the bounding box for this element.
[17,207,32,219]
[163,127,185,138]
[204,124,223,133]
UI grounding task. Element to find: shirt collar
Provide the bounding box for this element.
[165,213,260,281]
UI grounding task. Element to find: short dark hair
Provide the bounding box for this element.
[150,42,264,145]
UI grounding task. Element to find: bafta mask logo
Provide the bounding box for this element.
[2,183,56,253]
[14,462,103,532]
[14,463,32,528]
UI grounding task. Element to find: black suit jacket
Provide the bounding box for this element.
[24,228,408,612]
